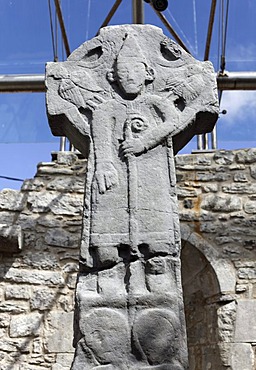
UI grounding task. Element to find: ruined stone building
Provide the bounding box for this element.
[0,147,255,369]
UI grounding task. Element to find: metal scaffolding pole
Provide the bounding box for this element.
[1,72,256,93]
[98,0,123,32]
[0,74,45,93]
[150,5,191,54]
[54,0,71,57]
[204,0,217,61]
[133,0,144,24]
[217,72,256,90]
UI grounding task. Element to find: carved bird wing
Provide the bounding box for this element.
[164,74,185,96]
[59,79,85,107]
[70,70,103,93]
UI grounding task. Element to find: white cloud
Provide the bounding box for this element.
[220,90,256,125]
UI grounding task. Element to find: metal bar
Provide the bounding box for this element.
[197,134,203,150]
[204,0,217,60]
[1,72,256,93]
[150,5,191,54]
[211,126,217,149]
[217,72,256,90]
[0,74,45,92]
[133,0,144,24]
[59,137,66,151]
[54,0,71,57]
[99,0,123,30]
[203,133,209,150]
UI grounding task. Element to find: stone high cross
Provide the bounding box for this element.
[46,25,219,370]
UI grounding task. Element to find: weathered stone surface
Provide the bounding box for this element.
[46,24,218,369]
[223,183,256,194]
[12,252,59,270]
[50,194,83,216]
[214,150,235,165]
[5,286,30,300]
[231,343,254,370]
[10,313,42,337]
[0,302,27,314]
[244,200,256,214]
[21,178,45,192]
[217,301,236,342]
[5,268,64,286]
[45,229,79,248]
[201,194,242,212]
[52,354,74,370]
[0,223,23,253]
[31,288,56,310]
[234,300,256,342]
[27,192,58,213]
[1,143,256,369]
[0,189,26,211]
[236,148,256,163]
[237,264,256,279]
[45,312,74,353]
[233,172,248,182]
[250,164,256,179]
[0,313,9,327]
[46,177,85,193]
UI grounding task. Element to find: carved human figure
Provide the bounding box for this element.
[87,34,193,266]
[46,25,219,370]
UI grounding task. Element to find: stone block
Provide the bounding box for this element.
[54,152,78,165]
[13,252,59,270]
[31,288,56,310]
[33,338,43,354]
[244,200,256,214]
[21,178,45,192]
[197,172,231,182]
[45,312,74,353]
[231,343,254,370]
[46,177,85,193]
[0,224,23,253]
[236,148,256,163]
[52,354,74,370]
[217,301,236,342]
[5,286,30,300]
[50,194,83,216]
[250,164,256,179]
[0,313,9,328]
[233,172,248,182]
[0,302,27,314]
[176,187,199,198]
[27,192,58,213]
[223,183,256,194]
[238,266,256,280]
[5,268,65,286]
[0,189,26,211]
[234,300,256,342]
[10,313,42,337]
[214,150,235,165]
[201,194,242,212]
[45,229,79,248]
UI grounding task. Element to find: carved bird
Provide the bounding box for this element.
[164,64,205,103]
[59,69,105,109]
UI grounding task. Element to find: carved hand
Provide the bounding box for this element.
[120,138,145,158]
[95,161,119,194]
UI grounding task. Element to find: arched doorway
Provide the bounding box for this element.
[181,239,224,369]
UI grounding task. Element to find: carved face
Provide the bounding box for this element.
[116,61,147,96]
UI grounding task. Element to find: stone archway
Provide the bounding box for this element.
[180,226,236,370]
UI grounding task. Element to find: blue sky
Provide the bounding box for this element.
[0,0,256,189]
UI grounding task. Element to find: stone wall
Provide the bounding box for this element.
[0,148,255,369]
[176,148,256,370]
[0,152,85,370]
